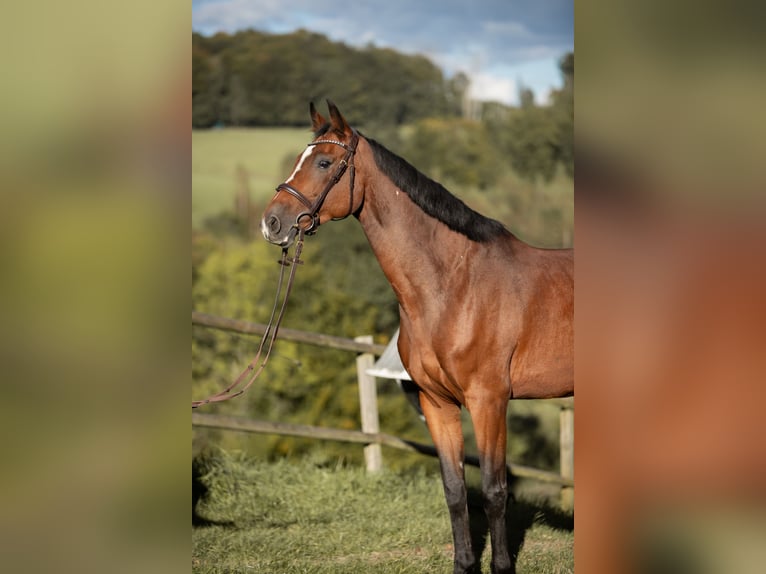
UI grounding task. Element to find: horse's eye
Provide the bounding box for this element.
[317,159,332,169]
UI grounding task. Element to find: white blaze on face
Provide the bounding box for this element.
[285,146,315,184]
[260,216,270,240]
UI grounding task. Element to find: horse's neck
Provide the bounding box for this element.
[356,177,470,309]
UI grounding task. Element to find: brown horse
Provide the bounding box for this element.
[262,101,573,574]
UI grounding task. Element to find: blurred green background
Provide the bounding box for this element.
[0,2,189,573]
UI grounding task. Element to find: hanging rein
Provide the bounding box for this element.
[192,131,359,408]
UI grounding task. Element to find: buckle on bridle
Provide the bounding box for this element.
[295,211,318,235]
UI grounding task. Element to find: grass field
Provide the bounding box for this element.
[193,453,573,574]
[193,128,311,228]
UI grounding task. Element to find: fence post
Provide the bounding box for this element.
[559,404,574,509]
[355,335,381,473]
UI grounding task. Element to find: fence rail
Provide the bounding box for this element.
[192,311,387,355]
[192,412,573,487]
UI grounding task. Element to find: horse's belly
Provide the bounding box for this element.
[509,361,573,399]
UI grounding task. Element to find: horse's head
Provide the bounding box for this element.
[261,101,361,247]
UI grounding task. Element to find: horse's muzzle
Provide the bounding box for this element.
[261,212,297,247]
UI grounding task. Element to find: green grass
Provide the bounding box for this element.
[192,128,312,228]
[193,453,573,573]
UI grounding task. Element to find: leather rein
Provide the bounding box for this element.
[192,131,359,408]
[191,240,304,408]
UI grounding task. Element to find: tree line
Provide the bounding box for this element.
[193,30,573,182]
[193,29,458,128]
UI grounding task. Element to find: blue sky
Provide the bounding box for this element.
[192,0,573,105]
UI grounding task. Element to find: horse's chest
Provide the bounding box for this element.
[401,339,468,403]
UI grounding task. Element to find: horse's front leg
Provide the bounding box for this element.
[469,395,513,574]
[420,392,477,574]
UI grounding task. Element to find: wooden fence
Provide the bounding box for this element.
[192,311,574,499]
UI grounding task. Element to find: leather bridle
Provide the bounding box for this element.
[275,130,359,235]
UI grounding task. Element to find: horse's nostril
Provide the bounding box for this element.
[267,215,281,234]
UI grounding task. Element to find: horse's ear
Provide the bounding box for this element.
[326,100,351,136]
[309,102,326,132]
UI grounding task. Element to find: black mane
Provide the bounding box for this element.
[365,137,508,242]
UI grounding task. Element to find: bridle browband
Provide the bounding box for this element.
[275,130,360,234]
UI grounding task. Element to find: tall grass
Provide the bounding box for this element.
[193,453,573,574]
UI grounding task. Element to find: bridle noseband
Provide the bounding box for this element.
[275,130,360,235]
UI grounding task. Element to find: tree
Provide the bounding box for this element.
[505,95,559,182]
[490,54,574,182]
[550,52,574,177]
[403,118,502,189]
[446,72,471,118]
[192,38,220,128]
[191,29,452,128]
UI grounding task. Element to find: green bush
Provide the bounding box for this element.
[192,223,421,464]
[402,118,501,189]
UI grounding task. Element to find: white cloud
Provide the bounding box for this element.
[467,73,518,106]
[482,20,534,39]
[193,0,285,33]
